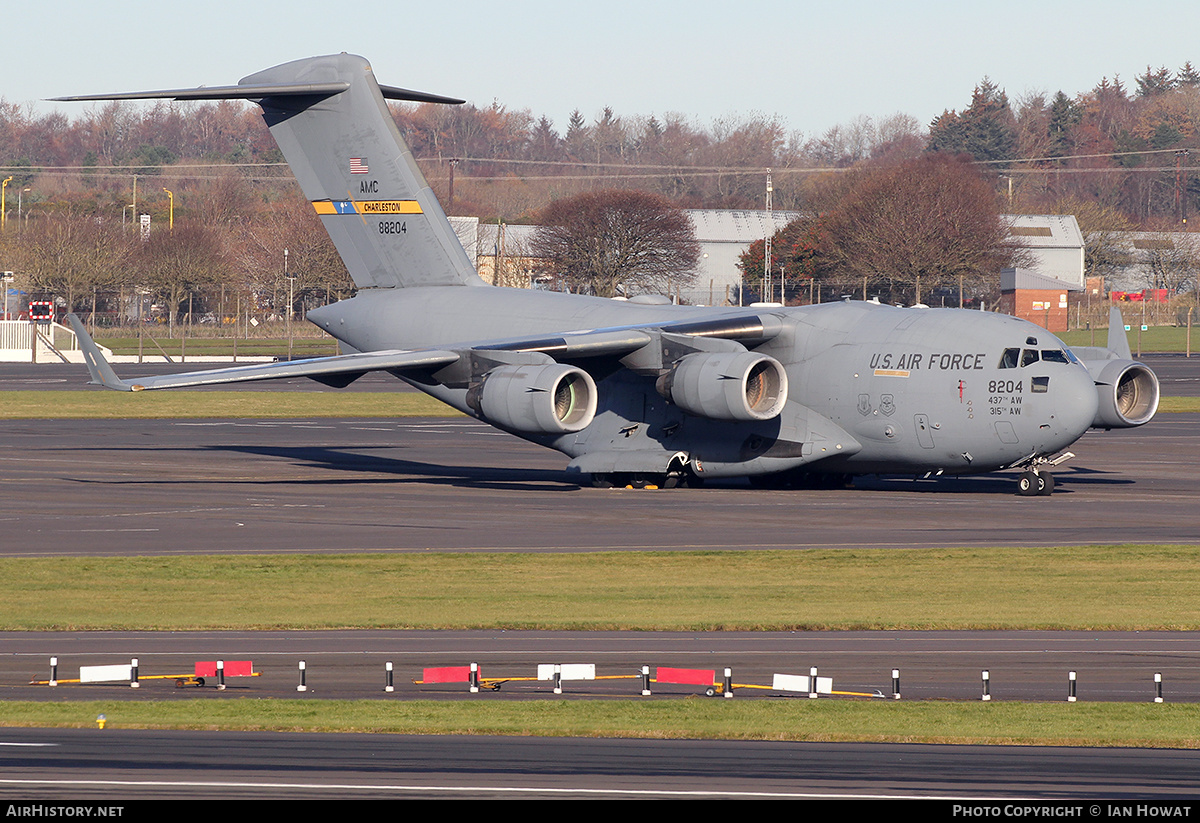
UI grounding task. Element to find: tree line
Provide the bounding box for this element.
[2,60,1199,317]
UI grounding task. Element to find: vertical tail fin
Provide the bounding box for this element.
[1106,307,1133,360]
[243,54,482,290]
[55,53,483,291]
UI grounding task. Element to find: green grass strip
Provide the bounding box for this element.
[0,390,461,419]
[4,390,1197,419]
[1157,396,1200,413]
[3,547,1200,631]
[1,700,1197,748]
[1058,326,1200,353]
[94,336,337,358]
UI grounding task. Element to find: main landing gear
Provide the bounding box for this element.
[590,470,699,489]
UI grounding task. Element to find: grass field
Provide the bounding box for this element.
[1,547,1198,632]
[93,334,339,359]
[2,390,1197,419]
[1058,324,1198,353]
[0,390,462,419]
[2,700,1197,749]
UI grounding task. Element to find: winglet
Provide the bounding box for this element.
[1107,307,1133,360]
[66,314,133,391]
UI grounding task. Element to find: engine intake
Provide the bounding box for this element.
[1087,359,1159,428]
[656,351,788,421]
[467,364,598,435]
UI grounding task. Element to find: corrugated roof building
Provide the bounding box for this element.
[999,214,1086,332]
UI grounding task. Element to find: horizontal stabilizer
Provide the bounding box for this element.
[50,82,463,105]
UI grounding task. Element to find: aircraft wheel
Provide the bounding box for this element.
[628,474,650,489]
[1017,471,1045,497]
[1038,472,1055,496]
[590,474,615,488]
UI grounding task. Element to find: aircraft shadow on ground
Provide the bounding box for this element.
[212,443,584,492]
[51,441,1134,496]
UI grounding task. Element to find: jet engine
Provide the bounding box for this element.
[1085,359,1159,428]
[467,363,598,435]
[655,351,788,421]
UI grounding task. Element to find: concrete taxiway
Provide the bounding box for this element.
[1,413,1197,555]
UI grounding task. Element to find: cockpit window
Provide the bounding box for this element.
[1041,349,1069,364]
[999,348,1020,369]
[1020,349,1040,367]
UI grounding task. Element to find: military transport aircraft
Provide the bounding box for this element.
[58,53,1159,495]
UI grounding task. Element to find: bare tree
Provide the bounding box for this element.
[1144,233,1200,297]
[820,154,1022,304]
[12,213,131,312]
[531,189,699,298]
[236,194,352,316]
[136,221,230,332]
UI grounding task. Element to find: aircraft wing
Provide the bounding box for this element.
[467,310,784,356]
[67,314,458,392]
[69,308,785,392]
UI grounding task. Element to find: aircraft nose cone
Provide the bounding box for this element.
[1046,364,1099,449]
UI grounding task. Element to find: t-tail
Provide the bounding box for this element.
[53,53,482,291]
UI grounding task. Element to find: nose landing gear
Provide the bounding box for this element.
[1017,469,1055,496]
[1013,451,1074,497]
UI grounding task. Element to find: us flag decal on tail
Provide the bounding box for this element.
[349,157,369,174]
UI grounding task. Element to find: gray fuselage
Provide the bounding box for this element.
[308,286,1099,479]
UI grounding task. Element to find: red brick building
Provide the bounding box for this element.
[999,215,1084,333]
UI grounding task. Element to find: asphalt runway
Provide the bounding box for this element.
[1,413,1198,555]
[4,727,1200,799]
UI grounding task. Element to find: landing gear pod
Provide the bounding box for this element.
[469,364,598,435]
[657,351,788,421]
[1088,360,1159,428]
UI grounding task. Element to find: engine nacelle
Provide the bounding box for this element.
[656,351,788,421]
[1084,359,1160,428]
[468,363,598,435]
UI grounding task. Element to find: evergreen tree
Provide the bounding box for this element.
[927,79,1017,165]
[563,109,588,160]
[1135,65,1175,98]
[1047,91,1081,159]
[1178,61,1200,88]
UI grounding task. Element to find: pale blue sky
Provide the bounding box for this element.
[7,0,1199,140]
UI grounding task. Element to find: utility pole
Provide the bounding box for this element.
[448,158,460,209]
[763,169,773,303]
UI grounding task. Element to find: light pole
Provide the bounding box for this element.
[1,177,12,229]
[18,187,30,223]
[2,272,13,321]
[162,188,174,230]
[285,248,294,359]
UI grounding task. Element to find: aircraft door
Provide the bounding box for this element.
[914,414,935,449]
